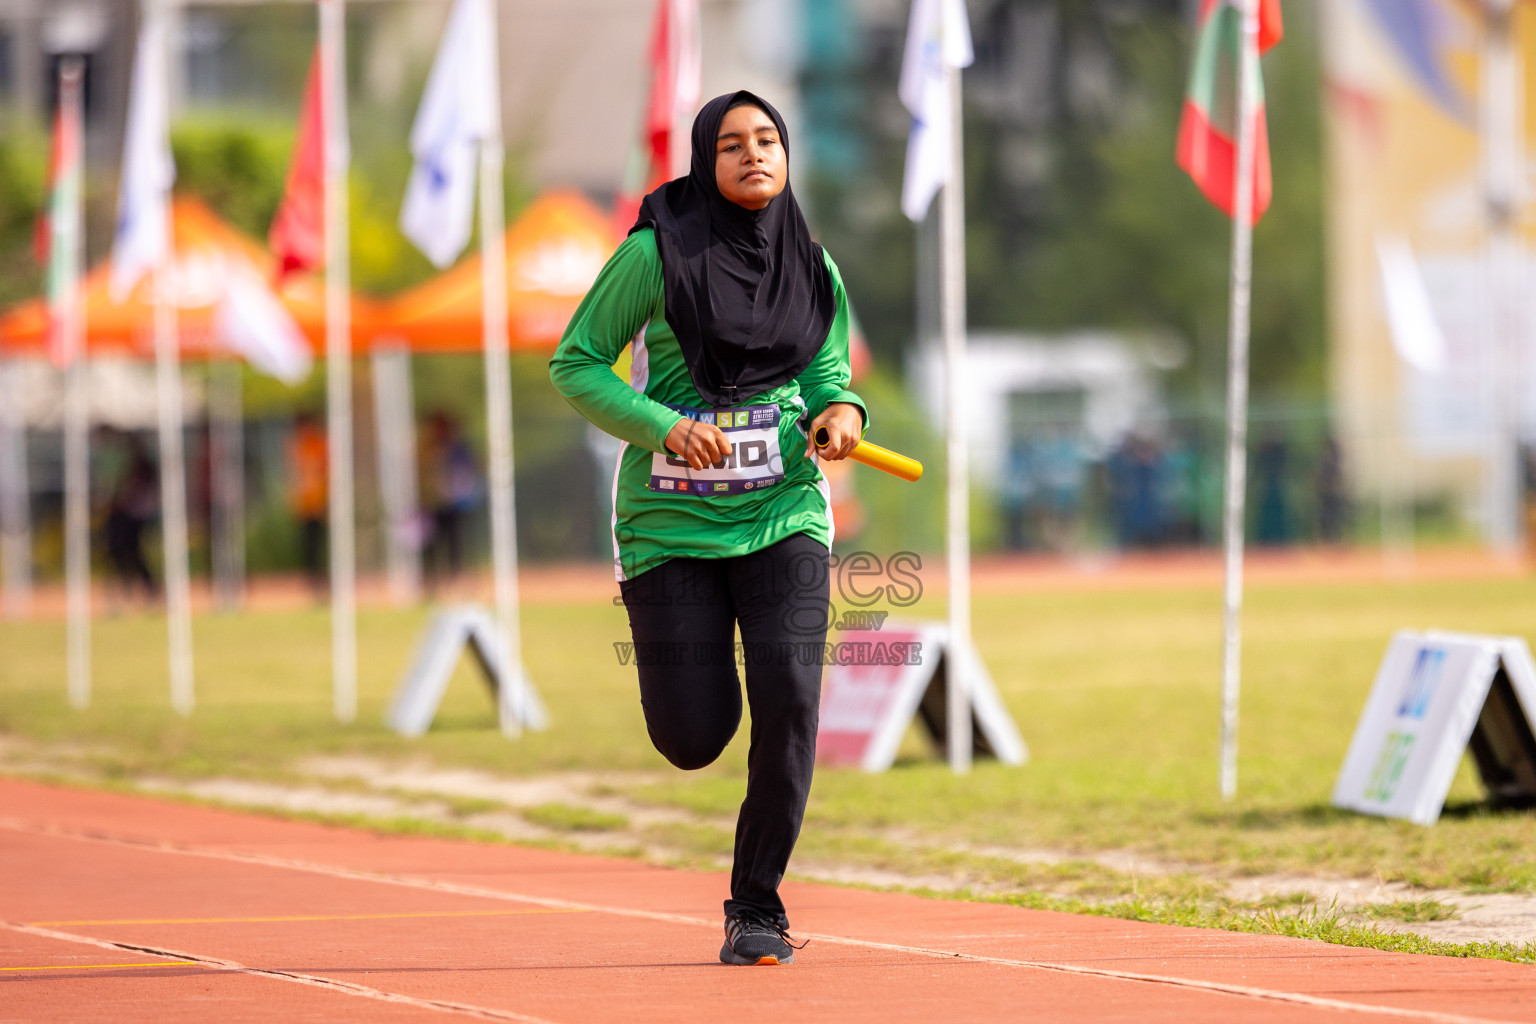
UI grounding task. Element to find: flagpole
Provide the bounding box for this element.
[320,0,357,723]
[57,57,88,700]
[64,355,90,708]
[371,343,420,606]
[0,355,31,621]
[151,1,196,714]
[1480,0,1523,553]
[478,0,528,736]
[117,2,190,712]
[942,59,972,776]
[154,258,195,716]
[1218,0,1261,800]
[210,357,245,611]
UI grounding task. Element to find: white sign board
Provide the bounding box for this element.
[816,622,1027,772]
[1332,631,1536,825]
[1403,254,1536,456]
[387,605,547,738]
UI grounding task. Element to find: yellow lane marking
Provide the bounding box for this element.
[1,961,196,972]
[28,908,589,927]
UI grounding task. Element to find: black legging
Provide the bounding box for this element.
[298,516,326,591]
[618,531,829,928]
[104,511,156,597]
[426,506,466,583]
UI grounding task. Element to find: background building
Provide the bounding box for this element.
[1323,0,1536,544]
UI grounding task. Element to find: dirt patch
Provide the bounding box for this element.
[297,756,694,829]
[6,740,1536,946]
[153,757,1536,944]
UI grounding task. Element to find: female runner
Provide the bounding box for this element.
[550,90,866,966]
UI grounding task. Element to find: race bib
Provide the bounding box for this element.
[650,404,785,496]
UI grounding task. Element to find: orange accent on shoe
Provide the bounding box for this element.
[756,956,780,965]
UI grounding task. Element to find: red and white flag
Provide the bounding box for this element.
[42,63,85,367]
[1175,0,1284,222]
[615,0,700,226]
[270,48,325,280]
[645,0,701,185]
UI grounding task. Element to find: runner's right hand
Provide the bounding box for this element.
[665,418,733,471]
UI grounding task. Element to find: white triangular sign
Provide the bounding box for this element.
[387,604,547,738]
[817,621,1026,772]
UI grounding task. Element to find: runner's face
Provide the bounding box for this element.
[714,105,785,210]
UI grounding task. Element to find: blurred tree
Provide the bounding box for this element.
[171,118,291,240]
[0,126,48,309]
[167,116,442,299]
[162,106,535,304]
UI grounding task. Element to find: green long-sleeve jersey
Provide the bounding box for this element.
[549,227,867,581]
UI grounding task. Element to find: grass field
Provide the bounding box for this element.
[5,562,1536,958]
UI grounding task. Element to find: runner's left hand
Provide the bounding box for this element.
[806,402,864,461]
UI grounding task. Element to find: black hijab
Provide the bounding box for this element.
[631,91,836,408]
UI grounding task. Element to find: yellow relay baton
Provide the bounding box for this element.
[814,426,924,482]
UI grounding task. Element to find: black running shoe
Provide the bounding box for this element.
[719,910,805,966]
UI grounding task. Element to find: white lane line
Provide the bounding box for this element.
[0,960,197,972]
[803,932,1515,1024]
[2,920,559,1024]
[0,817,1521,1024]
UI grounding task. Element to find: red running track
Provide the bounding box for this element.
[2,777,1534,1023]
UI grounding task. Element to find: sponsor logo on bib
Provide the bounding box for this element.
[650,402,786,496]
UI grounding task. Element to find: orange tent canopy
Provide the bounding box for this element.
[378,188,872,374]
[0,197,378,359]
[2,189,874,374]
[377,189,619,353]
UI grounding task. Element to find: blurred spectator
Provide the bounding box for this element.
[1162,430,1204,545]
[419,412,483,589]
[1255,432,1290,546]
[822,457,866,541]
[1317,434,1347,545]
[1522,442,1536,565]
[103,430,159,602]
[288,411,328,594]
[1109,433,1166,549]
[1034,431,1085,552]
[999,441,1035,551]
[191,421,214,558]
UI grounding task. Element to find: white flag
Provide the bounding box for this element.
[215,264,314,385]
[1376,236,1448,374]
[112,9,176,300]
[899,0,973,222]
[400,0,499,269]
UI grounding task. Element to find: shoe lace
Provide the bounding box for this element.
[733,910,808,950]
